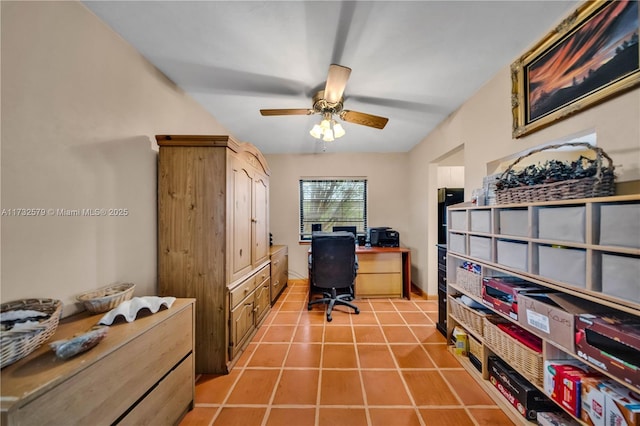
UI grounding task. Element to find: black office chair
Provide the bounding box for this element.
[308,231,360,322]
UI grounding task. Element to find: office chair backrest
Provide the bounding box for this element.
[311,231,356,290]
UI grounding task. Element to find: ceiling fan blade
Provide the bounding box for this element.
[324,64,351,104]
[341,110,389,129]
[260,109,313,116]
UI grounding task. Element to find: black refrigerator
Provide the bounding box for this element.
[436,187,464,336]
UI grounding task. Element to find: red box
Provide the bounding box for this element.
[544,360,603,417]
[575,313,640,391]
[482,277,544,321]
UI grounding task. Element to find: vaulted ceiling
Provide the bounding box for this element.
[84,1,579,154]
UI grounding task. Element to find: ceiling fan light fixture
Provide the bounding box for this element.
[323,128,335,142]
[333,121,346,138]
[309,124,323,139]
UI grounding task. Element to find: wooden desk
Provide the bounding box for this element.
[308,246,412,299]
[355,247,411,299]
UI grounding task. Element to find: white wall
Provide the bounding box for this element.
[409,65,640,297]
[265,153,409,280]
[1,1,229,315]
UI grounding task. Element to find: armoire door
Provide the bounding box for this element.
[253,175,269,267]
[231,159,253,281]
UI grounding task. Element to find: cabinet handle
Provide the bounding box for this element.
[251,218,257,223]
[244,288,249,293]
[273,260,279,266]
[274,280,279,287]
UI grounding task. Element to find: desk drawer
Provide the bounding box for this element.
[356,273,402,297]
[358,252,402,274]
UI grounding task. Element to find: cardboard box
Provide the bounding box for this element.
[575,313,640,391]
[538,206,586,243]
[482,276,544,321]
[544,360,602,417]
[537,411,581,426]
[498,208,529,237]
[453,326,468,356]
[517,293,613,353]
[581,376,606,426]
[600,380,640,426]
[488,356,557,420]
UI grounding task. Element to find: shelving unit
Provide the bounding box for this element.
[445,194,640,425]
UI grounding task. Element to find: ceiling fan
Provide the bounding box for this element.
[260,64,389,141]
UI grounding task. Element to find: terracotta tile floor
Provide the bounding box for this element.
[180,281,515,426]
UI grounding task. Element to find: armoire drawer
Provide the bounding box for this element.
[230,275,256,308]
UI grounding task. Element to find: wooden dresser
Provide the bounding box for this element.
[1,298,195,425]
[269,245,288,303]
[157,135,271,374]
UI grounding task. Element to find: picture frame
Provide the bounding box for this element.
[511,0,640,138]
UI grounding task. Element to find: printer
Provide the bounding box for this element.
[368,227,400,247]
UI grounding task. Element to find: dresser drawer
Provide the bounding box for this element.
[12,306,193,425]
[119,353,193,425]
[255,264,270,286]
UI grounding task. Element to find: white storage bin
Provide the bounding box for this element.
[470,210,492,233]
[498,209,529,237]
[449,233,466,255]
[602,253,640,303]
[537,206,586,243]
[450,211,467,231]
[469,236,491,261]
[496,240,528,272]
[600,203,640,248]
[538,245,586,288]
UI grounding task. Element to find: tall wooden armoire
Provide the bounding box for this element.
[156,135,270,374]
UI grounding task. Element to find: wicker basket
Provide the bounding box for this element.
[1,299,63,368]
[456,267,482,298]
[469,334,482,360]
[495,142,615,204]
[76,283,135,314]
[448,296,494,337]
[482,317,543,386]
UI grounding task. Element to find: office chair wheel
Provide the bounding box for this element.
[355,308,360,314]
[307,303,312,310]
[327,314,332,322]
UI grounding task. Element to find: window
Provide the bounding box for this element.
[299,179,367,241]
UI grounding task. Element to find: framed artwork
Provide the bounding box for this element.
[511,0,639,138]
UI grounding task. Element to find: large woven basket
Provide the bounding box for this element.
[495,142,615,204]
[456,267,482,298]
[483,317,543,386]
[1,298,62,368]
[448,296,495,337]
